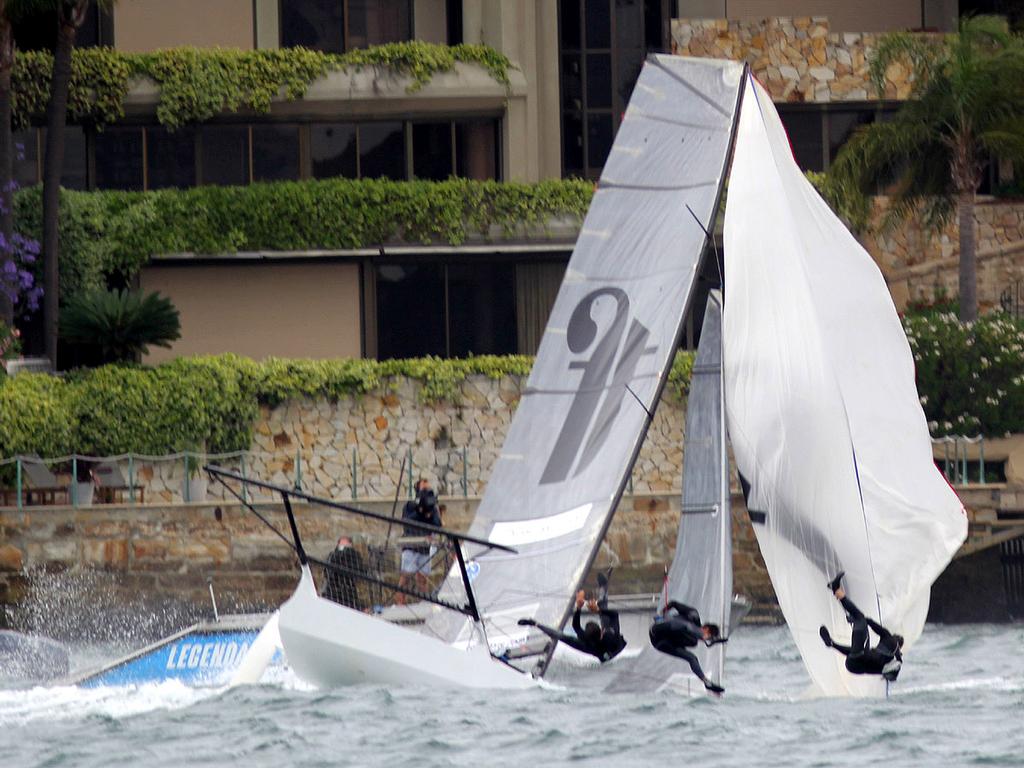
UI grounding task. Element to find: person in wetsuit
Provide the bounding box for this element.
[517,571,627,663]
[321,535,368,611]
[649,600,727,694]
[819,572,903,681]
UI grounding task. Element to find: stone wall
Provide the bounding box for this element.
[671,16,920,103]
[865,198,1024,312]
[0,491,780,637]
[36,377,685,506]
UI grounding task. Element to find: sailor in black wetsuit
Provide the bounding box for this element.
[649,600,727,694]
[819,572,903,681]
[518,571,627,663]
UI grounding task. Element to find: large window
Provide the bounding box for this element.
[559,0,668,178]
[50,117,498,192]
[375,261,518,359]
[777,105,899,173]
[280,0,411,52]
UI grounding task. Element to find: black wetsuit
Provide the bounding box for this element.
[322,545,367,611]
[649,600,725,692]
[823,595,902,679]
[530,603,627,663]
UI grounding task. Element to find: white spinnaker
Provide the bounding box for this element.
[722,76,967,697]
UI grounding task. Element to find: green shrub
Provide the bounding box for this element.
[904,311,1024,436]
[60,289,181,363]
[12,43,512,130]
[0,351,695,459]
[13,178,594,301]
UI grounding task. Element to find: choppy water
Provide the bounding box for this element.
[1,624,1022,767]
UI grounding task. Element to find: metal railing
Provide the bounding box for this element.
[932,435,987,484]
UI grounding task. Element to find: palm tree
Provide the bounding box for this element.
[828,15,1024,322]
[40,0,90,368]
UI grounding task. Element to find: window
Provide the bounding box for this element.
[778,109,825,172]
[13,130,39,188]
[280,0,411,52]
[375,261,520,359]
[447,263,517,357]
[412,123,454,181]
[147,127,197,189]
[455,121,499,180]
[359,122,405,180]
[559,0,668,178]
[200,126,250,186]
[828,110,874,164]
[94,128,144,190]
[376,263,446,359]
[253,125,300,182]
[311,124,358,179]
[61,127,88,190]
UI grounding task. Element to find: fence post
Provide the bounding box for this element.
[294,447,302,491]
[240,453,248,503]
[183,453,191,502]
[960,439,969,485]
[943,440,951,481]
[71,457,78,507]
[461,446,467,498]
[979,438,985,484]
[407,448,413,497]
[351,447,358,500]
[128,454,135,505]
[16,457,22,510]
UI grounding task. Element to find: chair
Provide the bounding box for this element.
[93,460,144,504]
[19,456,69,506]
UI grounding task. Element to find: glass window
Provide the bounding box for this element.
[586,54,612,110]
[147,127,196,189]
[615,0,645,50]
[412,123,453,181]
[376,263,446,359]
[615,47,644,106]
[560,0,581,49]
[311,123,358,179]
[347,0,411,49]
[281,0,344,52]
[252,125,300,182]
[587,114,613,172]
[585,0,611,48]
[779,110,824,172]
[448,263,517,356]
[455,121,498,181]
[446,0,463,45]
[561,54,583,111]
[828,109,874,164]
[94,127,144,190]
[562,113,584,176]
[201,126,249,186]
[61,127,88,190]
[13,130,38,188]
[359,122,405,180]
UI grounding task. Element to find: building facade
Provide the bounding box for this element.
[14,0,978,363]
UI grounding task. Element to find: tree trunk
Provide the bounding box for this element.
[0,14,13,328]
[41,19,79,369]
[957,190,978,322]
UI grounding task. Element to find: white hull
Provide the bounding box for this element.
[278,567,536,690]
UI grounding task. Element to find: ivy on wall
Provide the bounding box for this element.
[12,42,513,130]
[13,177,594,302]
[0,352,696,458]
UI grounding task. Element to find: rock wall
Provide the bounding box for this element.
[865,198,1024,312]
[671,16,919,103]
[0,491,780,637]
[52,377,685,506]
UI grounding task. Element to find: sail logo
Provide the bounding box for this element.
[165,640,251,670]
[541,288,656,484]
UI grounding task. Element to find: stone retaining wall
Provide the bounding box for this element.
[671,16,915,103]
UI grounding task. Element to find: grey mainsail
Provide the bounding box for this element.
[607,291,731,693]
[428,56,745,666]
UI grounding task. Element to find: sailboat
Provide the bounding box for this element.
[211,54,748,691]
[607,291,747,695]
[721,75,968,696]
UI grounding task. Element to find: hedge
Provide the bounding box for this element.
[12,42,513,130]
[0,353,697,458]
[13,177,595,301]
[904,311,1024,437]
